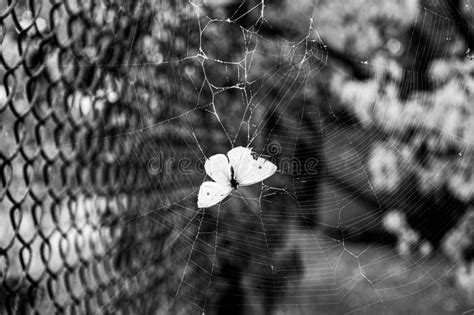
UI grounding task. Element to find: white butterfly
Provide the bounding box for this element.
[197,146,277,208]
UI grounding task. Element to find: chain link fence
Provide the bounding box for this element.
[0,1,216,313]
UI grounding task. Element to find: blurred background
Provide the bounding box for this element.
[1,0,474,314]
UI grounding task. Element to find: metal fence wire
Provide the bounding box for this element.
[0,1,221,313]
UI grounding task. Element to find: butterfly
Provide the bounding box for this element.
[197,146,277,208]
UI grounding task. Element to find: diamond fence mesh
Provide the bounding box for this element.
[0,1,215,313]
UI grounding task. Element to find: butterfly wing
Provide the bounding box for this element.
[227,146,277,186]
[238,157,277,186]
[204,154,231,184]
[197,181,232,208]
[227,147,255,184]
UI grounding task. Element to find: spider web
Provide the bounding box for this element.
[2,0,474,314]
[89,1,473,313]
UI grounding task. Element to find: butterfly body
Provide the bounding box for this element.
[197,147,277,208]
[230,167,239,190]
